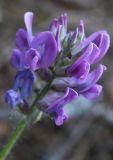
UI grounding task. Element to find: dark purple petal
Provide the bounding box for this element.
[10,49,23,70]
[5,90,23,108]
[76,64,106,92]
[83,84,102,99]
[24,48,41,71]
[67,43,93,79]
[16,28,29,50]
[67,60,90,80]
[21,76,34,98]
[31,31,57,68]
[24,12,34,44]
[67,43,101,79]
[13,70,34,98]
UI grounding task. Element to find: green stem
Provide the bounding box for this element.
[0,79,54,160]
[0,116,27,160]
[30,77,53,111]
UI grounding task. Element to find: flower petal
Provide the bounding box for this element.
[24,12,34,44]
[76,64,106,92]
[5,90,23,108]
[88,43,100,64]
[13,70,34,98]
[78,20,85,39]
[10,49,23,70]
[59,13,67,40]
[24,48,41,71]
[31,31,57,68]
[72,30,110,58]
[67,43,93,79]
[83,84,102,99]
[49,19,59,35]
[46,87,78,125]
[68,60,90,80]
[46,87,78,113]
[93,32,110,63]
[54,109,68,126]
[16,28,29,50]
[55,25,62,52]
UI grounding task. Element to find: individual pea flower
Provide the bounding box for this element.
[5,70,34,108]
[52,64,105,100]
[67,43,99,80]
[72,30,110,56]
[49,13,67,52]
[71,64,106,99]
[67,30,110,80]
[11,12,57,71]
[39,87,78,126]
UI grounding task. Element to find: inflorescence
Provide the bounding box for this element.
[5,12,110,126]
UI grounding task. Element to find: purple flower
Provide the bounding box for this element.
[13,70,34,98]
[53,64,106,100]
[24,12,34,44]
[10,49,24,70]
[46,88,78,125]
[5,12,110,126]
[11,14,57,71]
[5,70,34,108]
[49,14,67,52]
[72,30,110,57]
[16,12,33,50]
[27,31,57,70]
[5,90,23,109]
[70,64,106,99]
[67,30,110,80]
[67,43,100,79]
[16,29,29,51]
[12,32,57,71]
